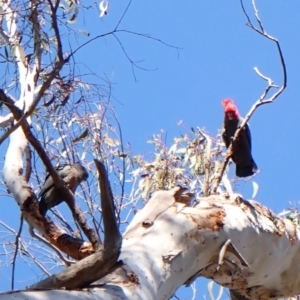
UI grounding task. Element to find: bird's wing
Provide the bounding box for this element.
[243,122,252,150]
[221,126,230,148]
[39,176,54,198]
[39,164,72,198]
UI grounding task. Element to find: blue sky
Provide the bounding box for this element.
[1,0,300,298]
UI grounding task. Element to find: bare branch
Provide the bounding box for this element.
[94,160,122,249]
[65,200,102,252]
[47,0,63,63]
[11,216,23,290]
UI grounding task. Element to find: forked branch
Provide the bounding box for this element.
[30,160,122,289]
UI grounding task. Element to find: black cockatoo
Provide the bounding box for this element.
[39,163,89,216]
[221,99,258,177]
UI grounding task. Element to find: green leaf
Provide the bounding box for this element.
[190,155,196,169]
[104,137,119,146]
[168,143,177,154]
[207,281,215,300]
[72,129,89,143]
[176,148,186,154]
[78,30,90,36]
[252,181,259,198]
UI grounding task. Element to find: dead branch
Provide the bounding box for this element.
[11,216,23,290]
[94,160,122,250]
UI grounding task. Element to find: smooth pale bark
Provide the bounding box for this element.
[1,187,299,300]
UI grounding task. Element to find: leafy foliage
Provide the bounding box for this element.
[132,128,226,200]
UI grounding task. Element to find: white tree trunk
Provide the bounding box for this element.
[0,187,299,300]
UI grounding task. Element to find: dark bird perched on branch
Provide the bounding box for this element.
[39,163,89,216]
[221,99,258,178]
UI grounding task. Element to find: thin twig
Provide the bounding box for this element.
[47,0,63,63]
[18,242,51,277]
[11,216,23,290]
[29,226,74,266]
[114,0,132,30]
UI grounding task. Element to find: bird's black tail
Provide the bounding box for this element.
[39,199,48,216]
[236,160,258,178]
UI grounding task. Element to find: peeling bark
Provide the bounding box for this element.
[1,188,299,299]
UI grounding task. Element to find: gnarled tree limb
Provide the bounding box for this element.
[3,187,297,299]
[30,160,122,289]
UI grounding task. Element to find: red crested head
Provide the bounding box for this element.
[222,98,239,120]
